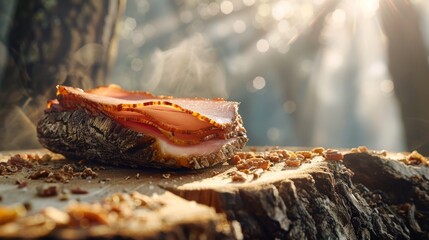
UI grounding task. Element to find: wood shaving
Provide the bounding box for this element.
[0,204,27,225]
[42,207,70,226]
[70,187,89,195]
[16,179,28,189]
[36,185,59,197]
[29,168,51,180]
[324,149,344,161]
[285,159,302,167]
[236,158,270,171]
[295,151,313,159]
[0,154,51,176]
[403,150,428,166]
[351,146,369,153]
[312,147,325,155]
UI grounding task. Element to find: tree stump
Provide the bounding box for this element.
[0,148,428,239]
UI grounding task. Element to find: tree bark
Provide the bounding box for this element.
[1,148,428,239]
[171,152,429,239]
[0,0,125,150]
[380,0,429,155]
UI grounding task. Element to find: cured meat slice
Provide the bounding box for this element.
[37,85,247,169]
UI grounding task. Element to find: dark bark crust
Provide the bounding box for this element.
[171,154,429,240]
[344,153,429,240]
[37,109,247,169]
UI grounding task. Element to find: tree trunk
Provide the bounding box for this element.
[172,151,429,239]
[0,0,125,150]
[1,148,428,239]
[380,0,429,155]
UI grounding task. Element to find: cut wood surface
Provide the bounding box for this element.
[0,147,428,239]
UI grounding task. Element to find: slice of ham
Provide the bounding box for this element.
[58,85,237,127]
[55,85,240,142]
[38,85,248,169]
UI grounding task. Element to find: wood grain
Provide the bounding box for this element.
[1,148,429,239]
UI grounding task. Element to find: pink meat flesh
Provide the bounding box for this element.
[49,85,245,155]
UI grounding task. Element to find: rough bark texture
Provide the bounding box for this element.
[1,149,428,239]
[171,153,428,239]
[0,0,125,150]
[37,109,247,169]
[344,153,429,239]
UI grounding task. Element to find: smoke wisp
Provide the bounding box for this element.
[143,34,227,98]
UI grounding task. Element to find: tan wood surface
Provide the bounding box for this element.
[1,148,428,239]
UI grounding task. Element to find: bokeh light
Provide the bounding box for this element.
[252,76,266,90]
[106,0,415,152]
[256,39,270,53]
[220,1,234,15]
[208,2,220,16]
[267,127,280,142]
[233,20,247,33]
[242,0,256,7]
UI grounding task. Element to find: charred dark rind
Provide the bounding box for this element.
[37,109,247,169]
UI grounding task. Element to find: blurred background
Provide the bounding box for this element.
[1,0,429,154]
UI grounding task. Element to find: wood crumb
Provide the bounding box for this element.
[324,149,344,161]
[275,149,290,159]
[405,150,427,165]
[36,184,59,197]
[230,154,242,165]
[67,203,109,225]
[70,187,89,195]
[358,146,369,153]
[16,179,28,189]
[29,168,51,180]
[285,159,301,167]
[312,147,325,155]
[42,207,70,225]
[0,204,26,225]
[236,158,270,171]
[375,150,387,157]
[81,167,98,179]
[267,152,280,162]
[231,171,247,183]
[296,151,313,159]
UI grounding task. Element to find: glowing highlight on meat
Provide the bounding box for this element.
[38,85,248,169]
